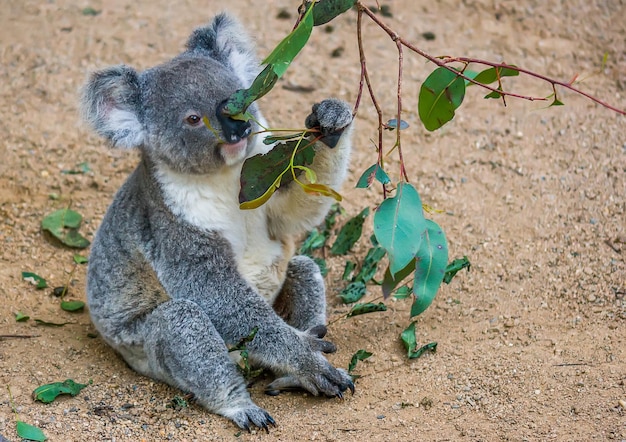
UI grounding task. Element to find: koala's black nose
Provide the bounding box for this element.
[216,100,252,143]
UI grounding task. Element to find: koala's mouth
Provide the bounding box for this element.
[219,138,249,165]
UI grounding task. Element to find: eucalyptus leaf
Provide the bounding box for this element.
[16,421,47,442]
[73,254,89,265]
[386,118,409,130]
[60,300,85,312]
[15,312,30,322]
[307,0,356,26]
[33,379,90,404]
[354,246,386,284]
[418,67,466,131]
[400,322,437,359]
[355,164,390,188]
[22,272,47,289]
[330,207,369,255]
[411,219,448,318]
[373,182,427,276]
[382,258,416,298]
[41,209,90,249]
[262,3,314,77]
[239,138,316,208]
[443,256,471,284]
[346,302,387,318]
[347,349,373,373]
[339,281,366,304]
[472,66,519,85]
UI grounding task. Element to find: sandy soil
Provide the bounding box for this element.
[1,0,625,441]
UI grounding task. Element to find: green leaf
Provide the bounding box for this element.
[22,272,47,289]
[262,4,314,77]
[443,256,471,284]
[222,65,279,116]
[411,219,448,318]
[41,209,90,249]
[484,87,503,99]
[353,246,386,284]
[60,300,85,312]
[393,285,413,300]
[15,311,30,322]
[400,322,438,359]
[330,207,369,255]
[16,421,47,441]
[307,0,356,26]
[373,182,427,276]
[299,228,327,255]
[356,164,390,188]
[342,261,356,281]
[346,302,387,318]
[228,327,259,353]
[347,349,373,373]
[418,67,466,131]
[339,281,366,304]
[386,118,409,130]
[462,69,479,86]
[73,254,89,265]
[239,138,316,207]
[32,379,90,404]
[410,341,437,359]
[381,257,416,298]
[472,66,519,85]
[550,97,565,107]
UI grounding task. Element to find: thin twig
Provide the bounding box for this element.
[0,334,41,339]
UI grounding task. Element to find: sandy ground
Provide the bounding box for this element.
[1,0,625,441]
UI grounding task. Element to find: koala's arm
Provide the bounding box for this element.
[146,214,353,397]
[265,99,353,237]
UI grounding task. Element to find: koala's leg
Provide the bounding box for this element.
[268,256,338,395]
[141,299,275,431]
[273,255,326,331]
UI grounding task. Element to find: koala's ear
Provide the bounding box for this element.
[81,65,145,149]
[186,14,259,87]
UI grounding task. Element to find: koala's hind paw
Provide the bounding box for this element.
[305,98,353,148]
[225,404,276,432]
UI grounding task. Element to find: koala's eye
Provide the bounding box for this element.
[185,114,202,126]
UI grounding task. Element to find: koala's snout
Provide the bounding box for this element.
[216,100,252,143]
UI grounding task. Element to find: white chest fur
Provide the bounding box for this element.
[156,165,289,303]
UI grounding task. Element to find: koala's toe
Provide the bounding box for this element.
[228,405,276,432]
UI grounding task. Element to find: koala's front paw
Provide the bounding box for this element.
[266,325,355,398]
[224,404,276,433]
[305,99,353,148]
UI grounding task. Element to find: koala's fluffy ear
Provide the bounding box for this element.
[81,65,145,149]
[186,14,259,87]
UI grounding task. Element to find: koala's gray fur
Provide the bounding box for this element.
[81,14,354,431]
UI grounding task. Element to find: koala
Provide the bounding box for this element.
[81,14,354,431]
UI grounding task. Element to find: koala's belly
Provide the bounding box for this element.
[238,213,295,304]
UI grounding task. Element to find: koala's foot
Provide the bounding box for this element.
[264,325,355,398]
[221,404,276,433]
[305,99,353,148]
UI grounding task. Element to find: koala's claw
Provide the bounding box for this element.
[305,98,353,148]
[229,405,276,432]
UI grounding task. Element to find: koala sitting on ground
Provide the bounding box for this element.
[81,14,354,431]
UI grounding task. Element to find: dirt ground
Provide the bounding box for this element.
[1,0,625,441]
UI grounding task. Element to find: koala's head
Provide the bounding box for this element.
[81,14,261,174]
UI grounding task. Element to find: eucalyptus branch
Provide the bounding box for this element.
[356,1,626,115]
